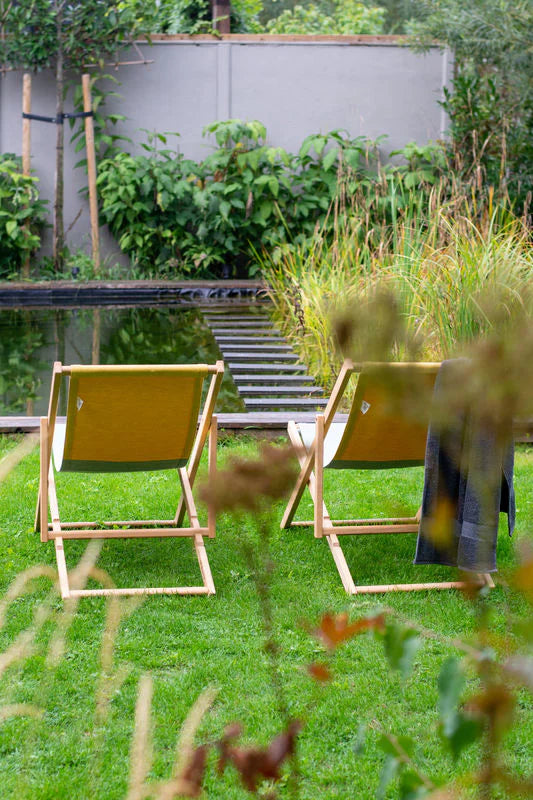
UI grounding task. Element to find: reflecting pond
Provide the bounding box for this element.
[0,306,244,415]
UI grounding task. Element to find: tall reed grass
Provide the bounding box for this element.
[262,183,532,392]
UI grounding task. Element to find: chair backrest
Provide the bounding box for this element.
[60,364,209,472]
[329,362,440,469]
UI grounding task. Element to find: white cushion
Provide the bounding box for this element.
[51,422,66,472]
[296,422,346,467]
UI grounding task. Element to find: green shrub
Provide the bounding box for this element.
[97,132,197,275]
[97,121,407,277]
[408,0,533,217]
[266,1,385,34]
[0,154,47,278]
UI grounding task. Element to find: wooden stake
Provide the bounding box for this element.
[22,75,35,401]
[53,39,65,270]
[22,73,32,279]
[92,308,100,365]
[22,74,31,175]
[82,74,100,274]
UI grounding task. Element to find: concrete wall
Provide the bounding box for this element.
[0,36,452,260]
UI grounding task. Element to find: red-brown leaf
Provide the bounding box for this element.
[179,745,209,798]
[307,662,332,682]
[315,612,386,649]
[216,720,301,793]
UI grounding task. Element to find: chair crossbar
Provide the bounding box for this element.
[53,519,185,529]
[352,580,482,594]
[69,586,211,597]
[324,524,419,536]
[48,527,209,539]
[291,516,419,527]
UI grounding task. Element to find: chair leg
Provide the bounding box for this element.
[207,419,217,539]
[283,420,358,593]
[280,424,316,529]
[194,534,215,595]
[179,464,216,594]
[286,420,332,534]
[34,490,41,534]
[54,537,71,599]
[47,467,216,598]
[326,534,357,594]
[482,573,496,589]
[39,417,49,543]
[314,415,324,538]
[179,468,200,529]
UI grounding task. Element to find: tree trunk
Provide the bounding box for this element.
[53,12,65,272]
[212,0,231,33]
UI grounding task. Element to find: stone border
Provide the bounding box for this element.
[0,280,267,308]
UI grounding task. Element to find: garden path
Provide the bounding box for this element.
[203,306,327,411]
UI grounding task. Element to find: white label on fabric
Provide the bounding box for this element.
[361,400,371,414]
[76,397,84,411]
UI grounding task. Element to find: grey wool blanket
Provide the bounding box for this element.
[414,359,515,573]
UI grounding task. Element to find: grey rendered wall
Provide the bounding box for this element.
[0,37,452,260]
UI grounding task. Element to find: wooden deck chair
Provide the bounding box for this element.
[281,360,494,594]
[35,361,224,599]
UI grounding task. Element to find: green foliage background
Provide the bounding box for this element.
[0,155,47,278]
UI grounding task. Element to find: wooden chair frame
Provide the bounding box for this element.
[35,361,224,599]
[281,359,494,595]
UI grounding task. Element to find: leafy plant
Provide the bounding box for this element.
[96,121,394,276]
[0,154,47,279]
[266,0,385,34]
[289,130,377,234]
[408,0,533,216]
[193,119,293,272]
[153,0,263,33]
[306,581,533,800]
[97,134,197,275]
[97,121,293,276]
[388,140,447,189]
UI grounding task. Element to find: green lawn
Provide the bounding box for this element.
[0,435,532,799]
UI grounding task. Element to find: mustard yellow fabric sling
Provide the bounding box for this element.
[330,363,438,469]
[61,365,207,472]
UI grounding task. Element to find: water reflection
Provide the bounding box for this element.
[0,306,244,415]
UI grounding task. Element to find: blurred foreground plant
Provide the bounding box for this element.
[301,538,533,799]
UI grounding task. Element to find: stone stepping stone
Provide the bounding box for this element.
[210,327,280,335]
[237,385,324,396]
[244,398,328,409]
[217,343,292,351]
[232,374,315,384]
[203,315,271,323]
[227,362,307,372]
[214,337,286,345]
[223,352,299,362]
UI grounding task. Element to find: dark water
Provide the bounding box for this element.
[0,306,244,415]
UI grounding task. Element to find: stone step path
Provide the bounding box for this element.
[231,374,315,384]
[202,306,327,411]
